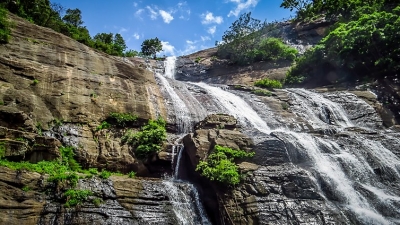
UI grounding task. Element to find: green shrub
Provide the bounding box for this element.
[252,89,272,96]
[0,6,11,43]
[286,6,400,85]
[254,78,283,89]
[0,142,5,158]
[60,146,81,171]
[109,112,137,126]
[48,171,79,187]
[92,197,103,207]
[32,79,39,85]
[64,189,93,208]
[0,101,4,105]
[96,121,111,131]
[128,171,136,178]
[127,117,166,159]
[196,145,254,186]
[99,170,112,179]
[22,185,31,192]
[253,38,298,62]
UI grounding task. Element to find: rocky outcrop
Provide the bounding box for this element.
[0,13,168,172]
[0,166,186,225]
[183,114,253,167]
[0,126,61,162]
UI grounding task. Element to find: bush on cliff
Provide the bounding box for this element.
[286,6,400,85]
[0,6,11,43]
[122,117,167,159]
[196,145,255,186]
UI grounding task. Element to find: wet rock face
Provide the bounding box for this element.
[183,114,254,168]
[0,166,186,225]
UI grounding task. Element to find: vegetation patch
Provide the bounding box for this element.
[216,12,298,65]
[196,145,255,186]
[252,89,272,96]
[0,6,11,43]
[122,117,166,159]
[109,112,137,127]
[254,78,283,89]
[64,189,93,208]
[96,121,111,131]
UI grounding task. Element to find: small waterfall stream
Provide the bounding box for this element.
[151,56,400,225]
[154,57,211,224]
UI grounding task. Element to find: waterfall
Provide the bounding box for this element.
[186,79,400,224]
[155,57,211,224]
[286,88,353,128]
[156,73,191,133]
[191,82,271,134]
[164,56,177,79]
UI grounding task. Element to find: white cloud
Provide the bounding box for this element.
[159,10,174,23]
[228,0,259,17]
[201,36,211,41]
[207,26,216,35]
[146,6,158,20]
[119,27,128,33]
[133,2,138,7]
[161,41,175,56]
[135,9,144,18]
[201,12,223,24]
[133,33,140,40]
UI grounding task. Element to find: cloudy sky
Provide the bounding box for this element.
[54,0,293,56]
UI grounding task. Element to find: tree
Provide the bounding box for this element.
[217,12,265,65]
[62,8,83,27]
[113,33,127,56]
[141,37,162,59]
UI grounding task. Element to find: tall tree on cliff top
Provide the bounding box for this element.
[141,37,163,59]
[62,8,83,27]
[217,12,264,65]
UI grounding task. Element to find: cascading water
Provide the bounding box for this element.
[185,80,400,224]
[153,56,400,224]
[155,57,192,134]
[154,57,211,225]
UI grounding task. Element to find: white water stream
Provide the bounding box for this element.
[153,57,400,225]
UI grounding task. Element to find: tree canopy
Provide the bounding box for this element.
[141,37,163,59]
[0,1,134,56]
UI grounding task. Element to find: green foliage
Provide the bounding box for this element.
[32,79,39,85]
[0,101,3,105]
[254,78,283,89]
[48,171,79,187]
[109,112,137,127]
[0,6,11,43]
[99,170,112,179]
[141,37,163,59]
[22,185,31,192]
[123,117,167,159]
[62,8,83,27]
[64,189,93,208]
[252,89,272,96]
[254,38,298,61]
[124,49,139,57]
[286,6,400,85]
[217,13,297,65]
[195,57,202,63]
[217,12,264,65]
[281,102,289,110]
[196,145,254,185]
[1,1,132,56]
[60,146,81,171]
[36,122,42,135]
[96,121,111,131]
[280,0,388,20]
[128,171,136,178]
[92,198,103,207]
[0,142,5,158]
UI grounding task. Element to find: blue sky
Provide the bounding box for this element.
[54,0,293,56]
